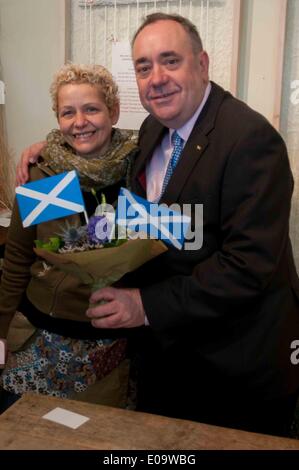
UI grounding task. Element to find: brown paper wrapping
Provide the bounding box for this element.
[34,238,167,290]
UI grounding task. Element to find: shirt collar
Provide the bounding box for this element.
[169,81,212,145]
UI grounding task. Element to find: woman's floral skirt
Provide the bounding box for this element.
[0,329,127,399]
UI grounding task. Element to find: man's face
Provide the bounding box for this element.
[132,20,209,129]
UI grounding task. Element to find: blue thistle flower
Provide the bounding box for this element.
[57,221,87,246]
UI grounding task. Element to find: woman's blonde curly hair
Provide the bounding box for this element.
[50,63,119,115]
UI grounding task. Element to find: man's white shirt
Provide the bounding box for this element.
[146,82,212,202]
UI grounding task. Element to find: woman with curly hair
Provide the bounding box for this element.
[0,63,137,412]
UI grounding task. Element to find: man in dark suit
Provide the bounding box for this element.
[86,13,299,436]
[17,13,299,436]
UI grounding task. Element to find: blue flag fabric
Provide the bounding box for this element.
[15,170,85,227]
[116,188,191,250]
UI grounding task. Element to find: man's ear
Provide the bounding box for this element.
[110,102,120,125]
[198,50,209,82]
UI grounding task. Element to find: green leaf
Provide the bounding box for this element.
[91,187,100,206]
[34,236,62,252]
[101,193,107,205]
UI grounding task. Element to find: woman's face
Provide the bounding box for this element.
[57,83,119,157]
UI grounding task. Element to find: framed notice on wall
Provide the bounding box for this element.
[111,41,148,130]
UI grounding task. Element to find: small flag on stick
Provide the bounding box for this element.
[15,170,87,227]
[116,188,191,250]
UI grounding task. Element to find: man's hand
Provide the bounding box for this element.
[16,141,47,186]
[86,287,146,328]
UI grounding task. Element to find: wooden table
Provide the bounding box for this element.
[0,393,299,450]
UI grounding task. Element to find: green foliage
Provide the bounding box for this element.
[34,236,62,253]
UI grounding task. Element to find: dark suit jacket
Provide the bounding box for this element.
[130,82,299,415]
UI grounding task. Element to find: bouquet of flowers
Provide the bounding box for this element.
[34,194,167,298]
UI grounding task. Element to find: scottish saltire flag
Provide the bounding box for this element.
[15,170,85,228]
[116,188,191,250]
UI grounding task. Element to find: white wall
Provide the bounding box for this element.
[280,0,299,268]
[70,0,236,93]
[237,0,286,128]
[0,0,68,162]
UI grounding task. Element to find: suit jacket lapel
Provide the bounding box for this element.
[160,130,209,204]
[132,82,227,202]
[160,82,227,203]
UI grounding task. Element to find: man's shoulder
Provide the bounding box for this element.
[138,82,281,143]
[212,82,277,134]
[138,114,163,143]
[209,89,282,147]
[139,114,161,131]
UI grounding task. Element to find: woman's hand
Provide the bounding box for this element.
[16,141,47,186]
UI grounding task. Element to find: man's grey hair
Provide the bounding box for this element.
[132,13,203,54]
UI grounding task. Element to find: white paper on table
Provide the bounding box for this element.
[0,339,7,365]
[0,217,10,228]
[0,209,11,228]
[0,81,5,104]
[42,407,90,429]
